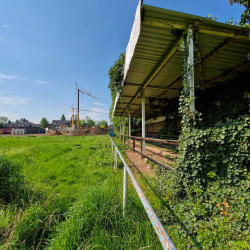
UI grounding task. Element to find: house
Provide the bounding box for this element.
[48,120,70,130]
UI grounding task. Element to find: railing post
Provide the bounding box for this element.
[120,116,122,141]
[129,108,131,146]
[133,139,135,153]
[123,115,125,143]
[114,149,117,171]
[123,165,127,218]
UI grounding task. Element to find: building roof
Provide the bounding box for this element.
[113,3,250,118]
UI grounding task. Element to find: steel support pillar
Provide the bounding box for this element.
[123,166,127,218]
[120,116,121,140]
[188,28,195,118]
[141,88,145,154]
[128,108,131,146]
[123,115,125,143]
[114,149,117,171]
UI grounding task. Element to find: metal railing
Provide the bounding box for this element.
[120,135,178,171]
[110,137,176,250]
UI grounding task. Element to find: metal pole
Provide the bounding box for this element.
[123,165,127,218]
[114,149,117,171]
[188,28,195,118]
[110,137,176,250]
[129,107,131,146]
[123,115,125,143]
[77,90,80,127]
[141,137,143,159]
[141,88,145,153]
[120,116,121,140]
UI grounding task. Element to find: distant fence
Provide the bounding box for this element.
[120,135,178,171]
[110,137,176,250]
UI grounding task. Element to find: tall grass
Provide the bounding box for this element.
[0,157,24,203]
[0,135,162,249]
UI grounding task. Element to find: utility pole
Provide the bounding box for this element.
[75,82,99,127]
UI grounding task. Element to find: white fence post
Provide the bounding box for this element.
[123,166,128,218]
[114,149,117,171]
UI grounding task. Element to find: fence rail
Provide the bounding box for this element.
[119,135,177,170]
[110,137,176,250]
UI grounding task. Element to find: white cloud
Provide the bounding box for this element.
[3,24,9,29]
[33,80,49,84]
[94,102,105,106]
[0,97,28,105]
[0,73,49,85]
[0,73,18,80]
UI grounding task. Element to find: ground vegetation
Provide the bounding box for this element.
[154,30,250,249]
[0,135,162,249]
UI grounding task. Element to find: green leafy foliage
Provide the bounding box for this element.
[155,30,250,249]
[227,0,250,27]
[60,114,66,121]
[0,122,3,128]
[108,52,141,133]
[40,117,49,128]
[0,116,8,124]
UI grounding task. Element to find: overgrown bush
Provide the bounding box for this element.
[156,30,250,248]
[177,115,250,191]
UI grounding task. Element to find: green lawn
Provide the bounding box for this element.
[0,135,162,250]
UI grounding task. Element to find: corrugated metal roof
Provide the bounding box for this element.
[113,4,250,118]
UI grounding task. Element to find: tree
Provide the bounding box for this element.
[85,116,95,126]
[227,0,250,27]
[40,118,49,128]
[0,122,3,128]
[19,118,29,124]
[8,120,11,124]
[107,53,140,133]
[99,120,108,128]
[79,119,87,127]
[0,116,8,124]
[61,114,66,121]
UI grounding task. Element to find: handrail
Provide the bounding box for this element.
[121,135,179,145]
[110,137,176,250]
[127,144,175,171]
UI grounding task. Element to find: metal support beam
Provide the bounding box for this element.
[125,82,182,91]
[123,115,125,143]
[114,149,117,171]
[123,166,127,218]
[141,88,146,154]
[129,108,131,146]
[204,60,250,87]
[77,90,80,126]
[188,28,195,117]
[121,34,185,116]
[143,18,248,40]
[120,116,121,140]
[154,30,244,99]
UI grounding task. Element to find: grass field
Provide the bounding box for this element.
[0,135,162,249]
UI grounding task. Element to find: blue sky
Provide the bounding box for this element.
[0,0,244,124]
